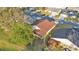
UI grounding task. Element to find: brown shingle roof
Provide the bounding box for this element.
[34,19,56,37]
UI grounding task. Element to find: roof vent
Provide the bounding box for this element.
[32,25,40,30]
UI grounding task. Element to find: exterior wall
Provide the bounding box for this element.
[43,24,56,38]
[42,24,57,48]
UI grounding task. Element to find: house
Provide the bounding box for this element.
[61,7,78,18]
[49,38,79,50]
[51,28,79,49]
[67,7,79,12]
[33,19,56,38]
[25,7,54,24]
[68,11,77,18]
[47,37,79,51]
[60,14,68,18]
[48,8,61,17]
[60,9,68,18]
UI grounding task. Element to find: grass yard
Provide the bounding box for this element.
[0,8,34,51]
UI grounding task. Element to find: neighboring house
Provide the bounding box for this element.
[60,14,68,18]
[50,38,79,50]
[60,9,68,18]
[24,7,54,24]
[67,11,77,18]
[48,8,61,17]
[51,28,79,48]
[33,19,56,38]
[61,8,78,18]
[47,37,79,51]
[67,7,79,12]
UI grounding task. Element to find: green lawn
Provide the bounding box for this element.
[0,22,34,50]
[0,8,34,51]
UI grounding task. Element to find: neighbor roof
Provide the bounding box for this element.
[67,7,79,12]
[33,19,56,37]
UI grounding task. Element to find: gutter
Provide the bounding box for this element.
[43,23,57,39]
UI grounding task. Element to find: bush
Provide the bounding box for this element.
[10,22,34,46]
